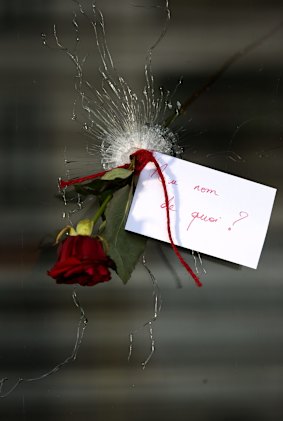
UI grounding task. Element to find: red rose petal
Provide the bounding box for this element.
[48,236,114,287]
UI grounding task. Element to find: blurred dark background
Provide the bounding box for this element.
[0,0,283,420]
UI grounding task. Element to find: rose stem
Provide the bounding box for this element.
[91,194,112,227]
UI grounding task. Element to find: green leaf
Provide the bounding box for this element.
[101,168,133,181]
[102,184,147,284]
[74,179,110,196]
[74,172,133,197]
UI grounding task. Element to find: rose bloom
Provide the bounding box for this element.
[48,235,115,286]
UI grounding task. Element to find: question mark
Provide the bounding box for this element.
[228,211,249,231]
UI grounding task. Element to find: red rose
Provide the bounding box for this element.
[48,235,115,286]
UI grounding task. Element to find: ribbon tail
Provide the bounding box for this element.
[150,154,202,287]
[59,164,130,189]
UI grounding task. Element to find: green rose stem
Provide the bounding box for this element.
[90,193,112,229]
[54,194,112,243]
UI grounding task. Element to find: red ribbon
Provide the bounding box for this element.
[59,164,129,189]
[59,149,202,287]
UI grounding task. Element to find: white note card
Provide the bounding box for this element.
[125,152,277,269]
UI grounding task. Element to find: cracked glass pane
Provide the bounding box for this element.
[0,0,282,419]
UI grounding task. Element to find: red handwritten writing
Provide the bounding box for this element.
[168,179,177,185]
[150,164,177,185]
[160,196,176,211]
[187,211,220,231]
[150,163,168,177]
[194,185,219,196]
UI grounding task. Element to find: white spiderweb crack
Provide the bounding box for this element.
[98,0,182,168]
[43,0,182,173]
[128,255,162,369]
[191,250,207,275]
[0,288,88,398]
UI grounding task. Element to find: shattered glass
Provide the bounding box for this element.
[0,0,283,419]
